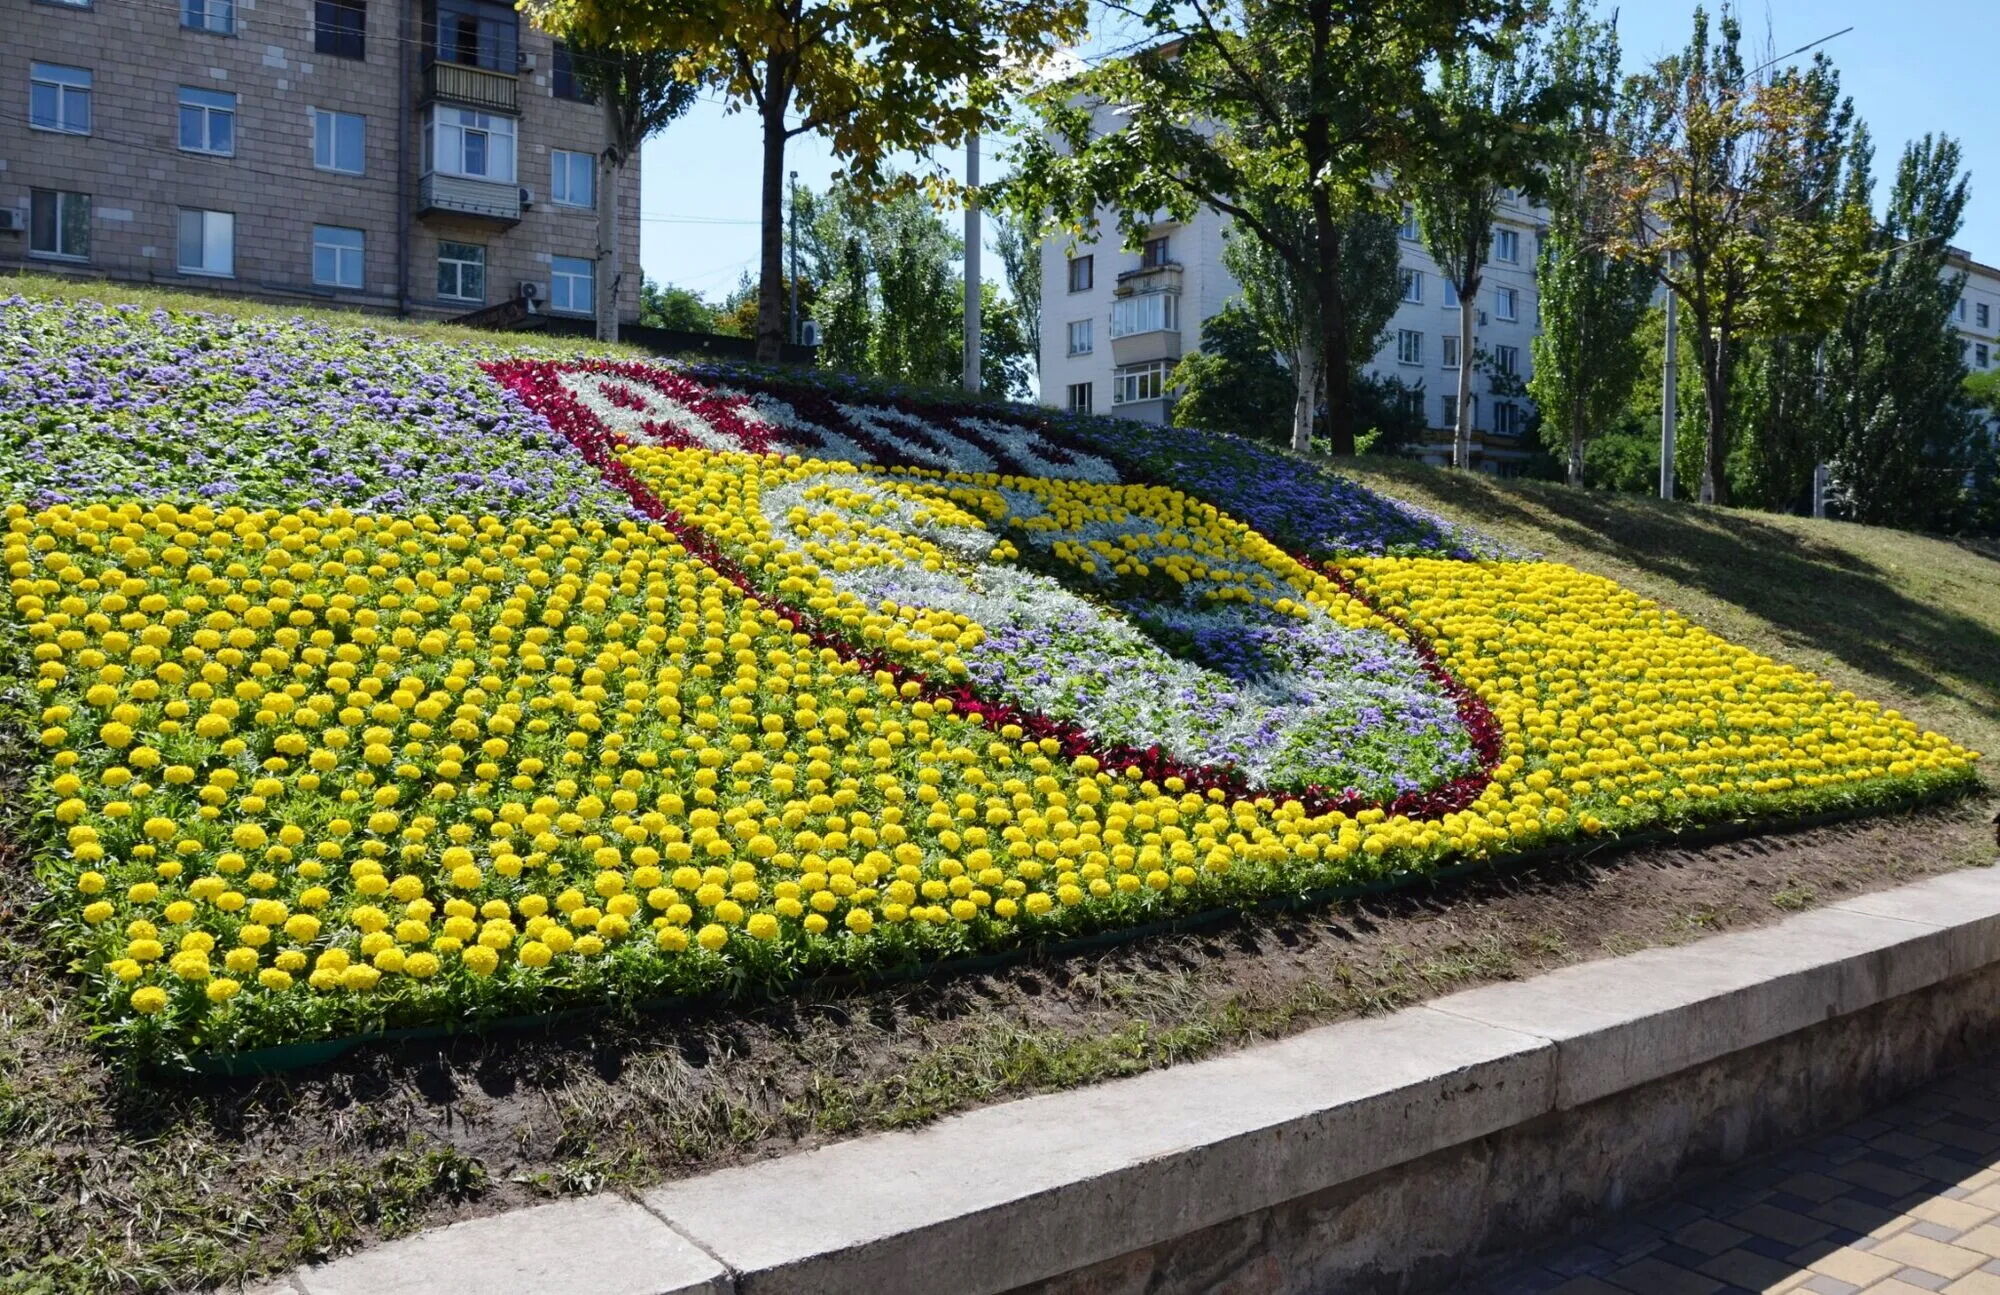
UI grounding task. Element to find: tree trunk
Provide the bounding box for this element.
[1454,287,1477,469]
[1291,344,1320,454]
[1567,402,1586,486]
[1698,331,1732,506]
[595,98,622,344]
[1308,192,1352,457]
[755,66,791,366]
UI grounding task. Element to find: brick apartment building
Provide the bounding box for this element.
[2,0,640,323]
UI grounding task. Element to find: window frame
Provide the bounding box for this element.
[314,0,366,58]
[177,85,237,157]
[29,62,92,135]
[1493,344,1519,377]
[1492,228,1519,264]
[550,149,596,208]
[431,0,519,73]
[1441,334,1460,370]
[311,224,365,290]
[1066,318,1093,356]
[1979,303,1992,330]
[1066,382,1093,415]
[550,254,595,315]
[1111,360,1172,406]
[177,208,236,277]
[1400,268,1423,305]
[1399,203,1419,241]
[1494,286,1519,322]
[312,108,366,175]
[1977,343,1991,370]
[1493,401,1521,437]
[1140,235,1170,269]
[181,0,235,35]
[1067,255,1093,294]
[1108,291,1178,339]
[436,240,487,302]
[29,188,90,261]
[551,41,596,102]
[428,106,516,183]
[1396,328,1423,366]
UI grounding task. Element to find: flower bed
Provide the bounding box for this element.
[0,318,1982,1063]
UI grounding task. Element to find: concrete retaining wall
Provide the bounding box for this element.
[259,865,2000,1295]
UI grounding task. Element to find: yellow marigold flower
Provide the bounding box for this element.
[129,985,169,1014]
[205,977,241,1003]
[258,968,294,991]
[461,944,499,976]
[695,923,728,951]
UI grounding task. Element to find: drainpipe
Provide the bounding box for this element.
[395,0,413,315]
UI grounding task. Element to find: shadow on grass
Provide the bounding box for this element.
[1338,459,2000,722]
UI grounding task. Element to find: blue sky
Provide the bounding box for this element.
[636,0,2000,302]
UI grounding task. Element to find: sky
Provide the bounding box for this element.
[636,0,2000,303]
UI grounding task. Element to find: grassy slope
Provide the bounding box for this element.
[1,295,1995,1290]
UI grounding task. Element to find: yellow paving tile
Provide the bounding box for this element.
[1953,1224,2000,1259]
[1807,1248,1904,1286]
[1965,1185,2000,1211]
[1912,1197,1998,1232]
[1943,1273,2000,1295]
[1869,1230,1990,1279]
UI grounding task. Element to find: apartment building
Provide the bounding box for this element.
[2,0,639,322]
[1950,249,2000,377]
[1040,186,1549,473]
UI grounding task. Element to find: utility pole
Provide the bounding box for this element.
[962,133,982,394]
[787,170,800,350]
[1660,285,1678,501]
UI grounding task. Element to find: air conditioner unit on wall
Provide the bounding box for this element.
[519,281,544,303]
[519,187,536,209]
[0,208,23,234]
[799,319,822,347]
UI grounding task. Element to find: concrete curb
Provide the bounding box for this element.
[257,865,2000,1295]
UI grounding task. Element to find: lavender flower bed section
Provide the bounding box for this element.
[0,296,630,517]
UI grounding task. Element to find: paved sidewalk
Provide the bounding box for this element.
[1479,1055,2000,1295]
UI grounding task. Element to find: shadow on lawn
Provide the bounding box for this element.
[1343,460,2000,723]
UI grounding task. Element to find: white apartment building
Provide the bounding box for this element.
[1038,189,1550,473]
[1950,250,2000,379]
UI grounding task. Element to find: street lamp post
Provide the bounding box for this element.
[963,134,982,394]
[787,170,800,349]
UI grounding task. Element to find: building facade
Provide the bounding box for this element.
[1038,186,1550,473]
[1950,250,2000,379]
[3,0,639,323]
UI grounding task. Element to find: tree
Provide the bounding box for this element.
[1220,198,1401,452]
[1527,1,1654,487]
[535,0,1084,365]
[1169,301,1295,444]
[638,278,720,332]
[1605,5,1874,506]
[1822,135,1987,529]
[1006,0,1534,456]
[991,209,1041,378]
[1407,27,1568,469]
[867,189,964,383]
[550,41,700,343]
[977,281,1035,400]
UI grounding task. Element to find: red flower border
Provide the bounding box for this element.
[485,358,1503,821]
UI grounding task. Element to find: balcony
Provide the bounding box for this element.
[1109,288,1182,366]
[1115,262,1183,296]
[424,60,518,113]
[418,172,521,224]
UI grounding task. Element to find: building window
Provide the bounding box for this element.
[39,0,93,7]
[314,0,365,58]
[177,208,235,276]
[1112,360,1172,406]
[1955,298,1968,323]
[29,63,92,135]
[182,0,234,34]
[1066,382,1093,414]
[551,41,595,102]
[1980,303,1992,329]
[437,240,485,301]
[1067,255,1093,294]
[1400,268,1423,304]
[428,107,516,182]
[1440,394,1456,427]
[1400,203,1419,241]
[1397,329,1423,366]
[1494,286,1519,321]
[1442,280,1459,309]
[1141,235,1170,269]
[313,108,365,174]
[1493,344,1519,376]
[1441,334,1460,370]
[178,87,237,156]
[29,189,89,260]
[1978,343,1991,369]
[1493,402,1521,436]
[1066,319,1093,356]
[1492,229,1519,264]
[551,149,595,208]
[1109,291,1178,338]
[432,0,518,72]
[551,255,595,314]
[312,224,364,289]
